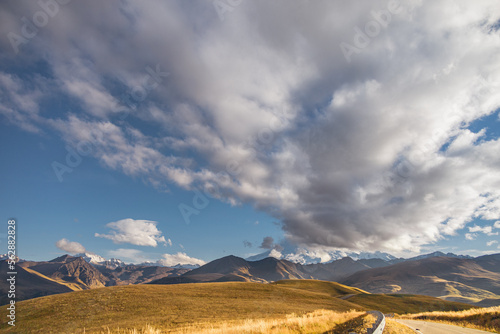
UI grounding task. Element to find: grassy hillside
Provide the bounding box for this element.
[0,280,475,333]
[341,256,500,304]
[348,294,475,314]
[271,279,368,296]
[0,261,73,305]
[119,310,373,334]
[0,282,361,333]
[20,256,107,289]
[399,306,500,332]
[22,266,84,291]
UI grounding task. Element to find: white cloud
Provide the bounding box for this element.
[469,225,492,234]
[2,0,500,253]
[55,238,86,254]
[95,218,169,247]
[268,249,283,260]
[284,247,338,264]
[465,233,477,241]
[487,240,498,247]
[469,224,498,236]
[108,248,150,264]
[0,72,43,133]
[494,221,500,229]
[53,58,121,118]
[157,252,206,267]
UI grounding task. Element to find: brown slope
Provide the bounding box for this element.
[341,256,500,304]
[249,257,313,281]
[97,264,189,285]
[185,255,251,276]
[473,253,500,273]
[150,255,312,284]
[20,255,108,289]
[0,260,73,304]
[303,257,372,281]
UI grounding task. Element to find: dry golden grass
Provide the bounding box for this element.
[399,306,500,332]
[0,280,476,333]
[0,282,362,333]
[327,312,375,334]
[89,325,161,334]
[272,279,368,296]
[383,319,415,334]
[347,293,473,314]
[93,310,370,334]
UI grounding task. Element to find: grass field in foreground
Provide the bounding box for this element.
[383,319,415,334]
[399,306,500,332]
[0,281,362,333]
[0,280,475,333]
[102,309,373,334]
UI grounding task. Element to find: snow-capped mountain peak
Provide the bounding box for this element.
[74,252,126,268]
[246,246,397,265]
[76,252,106,264]
[171,263,201,269]
[101,258,126,268]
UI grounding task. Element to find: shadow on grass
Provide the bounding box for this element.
[322,314,367,334]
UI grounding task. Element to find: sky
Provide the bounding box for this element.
[1,0,500,265]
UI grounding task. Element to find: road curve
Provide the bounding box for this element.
[395,319,493,334]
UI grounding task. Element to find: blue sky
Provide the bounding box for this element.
[1,0,500,265]
[0,119,282,263]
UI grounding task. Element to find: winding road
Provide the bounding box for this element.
[395,319,494,334]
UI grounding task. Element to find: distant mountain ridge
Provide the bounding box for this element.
[151,252,475,286]
[0,254,189,303]
[341,253,500,306]
[245,248,397,264]
[150,252,500,307]
[406,251,473,262]
[3,251,499,307]
[151,255,313,284]
[21,255,108,289]
[0,260,73,305]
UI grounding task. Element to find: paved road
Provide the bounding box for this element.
[396,319,493,334]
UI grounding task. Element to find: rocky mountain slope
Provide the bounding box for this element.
[150,255,313,284]
[341,254,500,305]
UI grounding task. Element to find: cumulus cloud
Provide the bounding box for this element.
[469,225,499,236]
[259,236,284,252]
[108,248,150,264]
[283,246,342,264]
[469,225,492,234]
[95,218,170,247]
[2,0,500,253]
[494,221,500,229]
[268,249,283,260]
[465,233,477,241]
[55,238,86,254]
[260,236,275,249]
[487,240,498,247]
[157,252,206,267]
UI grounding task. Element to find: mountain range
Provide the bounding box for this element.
[0,254,188,304]
[149,252,500,307]
[1,251,499,307]
[245,248,398,264]
[341,253,500,306]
